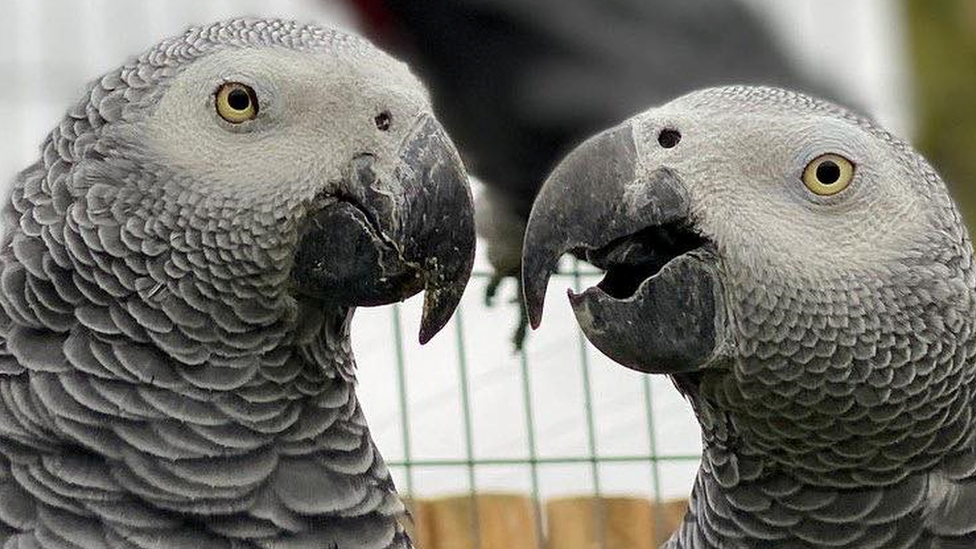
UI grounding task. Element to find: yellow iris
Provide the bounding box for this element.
[802,153,854,196]
[215,83,258,123]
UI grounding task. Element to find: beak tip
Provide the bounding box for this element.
[418,309,447,345]
[529,311,543,331]
[418,282,467,345]
[521,253,556,330]
[521,278,543,330]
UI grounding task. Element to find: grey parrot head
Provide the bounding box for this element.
[59,19,475,344]
[523,86,976,484]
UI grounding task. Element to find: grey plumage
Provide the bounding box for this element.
[522,86,976,548]
[0,18,475,548]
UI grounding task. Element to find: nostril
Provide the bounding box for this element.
[374,110,392,131]
[658,128,681,149]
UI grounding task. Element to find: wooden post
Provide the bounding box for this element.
[654,499,689,544]
[421,494,540,549]
[546,497,688,549]
[402,498,435,549]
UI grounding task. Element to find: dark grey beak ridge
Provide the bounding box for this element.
[397,116,477,343]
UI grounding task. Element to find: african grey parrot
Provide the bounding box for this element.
[522,86,976,548]
[342,0,845,347]
[0,18,475,548]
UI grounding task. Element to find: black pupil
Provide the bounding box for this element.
[227,88,251,111]
[375,111,392,131]
[658,128,681,148]
[816,160,841,185]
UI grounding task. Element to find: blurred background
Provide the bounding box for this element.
[0,1,973,547]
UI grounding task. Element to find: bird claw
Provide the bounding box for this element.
[512,304,529,352]
[482,272,530,351]
[484,273,505,307]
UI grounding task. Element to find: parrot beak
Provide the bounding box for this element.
[521,122,724,374]
[292,114,476,344]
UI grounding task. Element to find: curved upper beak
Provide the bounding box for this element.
[292,115,476,344]
[521,123,689,328]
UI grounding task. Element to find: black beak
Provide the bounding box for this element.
[521,123,723,374]
[292,115,476,344]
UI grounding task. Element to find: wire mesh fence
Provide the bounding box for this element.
[350,259,702,547]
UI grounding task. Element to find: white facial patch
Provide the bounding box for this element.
[141,46,429,207]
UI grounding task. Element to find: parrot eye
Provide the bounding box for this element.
[215,83,259,124]
[374,110,392,131]
[803,154,854,196]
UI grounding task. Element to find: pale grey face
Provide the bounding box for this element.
[139,46,430,205]
[636,90,934,277]
[523,86,971,376]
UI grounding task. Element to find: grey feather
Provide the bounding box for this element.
[0,16,477,548]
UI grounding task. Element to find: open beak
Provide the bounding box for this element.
[292,115,476,344]
[521,123,724,373]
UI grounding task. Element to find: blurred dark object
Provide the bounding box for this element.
[908,0,976,227]
[344,0,844,347]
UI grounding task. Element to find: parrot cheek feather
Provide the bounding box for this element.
[569,252,725,374]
